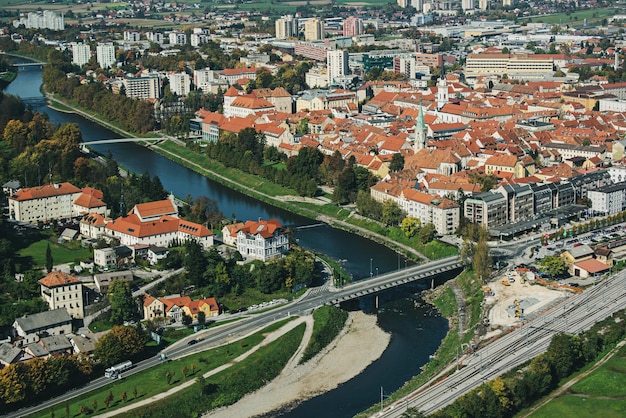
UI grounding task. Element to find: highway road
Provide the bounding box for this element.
[375,268,626,417]
[7,256,460,418]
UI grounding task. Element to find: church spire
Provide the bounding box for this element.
[415,100,426,152]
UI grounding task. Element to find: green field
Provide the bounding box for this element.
[528,343,626,418]
[17,237,92,268]
[521,7,618,27]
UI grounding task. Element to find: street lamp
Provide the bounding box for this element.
[376,267,379,277]
[370,258,373,278]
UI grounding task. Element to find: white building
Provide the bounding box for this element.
[275,15,298,39]
[9,183,82,223]
[123,75,161,100]
[588,183,626,215]
[96,43,116,69]
[168,72,191,96]
[462,0,474,10]
[169,32,187,45]
[235,218,289,261]
[190,33,209,47]
[327,49,350,84]
[13,10,64,30]
[124,31,141,42]
[72,43,91,67]
[146,32,164,44]
[38,271,84,319]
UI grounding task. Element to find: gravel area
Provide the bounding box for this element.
[205,311,391,418]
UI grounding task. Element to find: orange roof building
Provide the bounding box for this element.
[38,271,84,319]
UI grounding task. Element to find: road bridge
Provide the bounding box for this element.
[328,256,463,305]
[12,62,46,67]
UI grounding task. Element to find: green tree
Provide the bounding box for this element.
[197,311,206,326]
[469,173,499,192]
[473,238,492,280]
[94,326,146,367]
[108,280,136,325]
[182,314,192,326]
[537,255,567,279]
[419,223,436,244]
[381,200,405,226]
[389,153,405,172]
[45,243,53,273]
[546,333,584,380]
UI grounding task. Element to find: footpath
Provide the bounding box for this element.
[94,317,311,418]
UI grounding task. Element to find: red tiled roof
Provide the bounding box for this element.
[133,199,177,218]
[10,182,81,201]
[574,259,610,274]
[38,271,80,288]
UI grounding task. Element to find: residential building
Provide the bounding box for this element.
[588,183,626,215]
[234,218,289,261]
[147,245,169,265]
[168,72,191,96]
[275,15,298,39]
[105,199,214,249]
[123,31,141,42]
[343,16,363,37]
[13,10,64,30]
[223,94,275,118]
[79,212,109,239]
[96,43,116,69]
[530,183,554,215]
[93,246,133,269]
[169,31,187,45]
[12,308,72,346]
[38,271,84,319]
[464,192,508,229]
[253,87,293,114]
[397,189,460,235]
[462,0,474,11]
[9,182,83,223]
[71,43,91,67]
[327,49,350,84]
[221,222,245,246]
[146,32,164,44]
[122,75,161,100]
[94,270,133,295]
[304,18,324,41]
[143,295,219,322]
[571,259,610,279]
[495,184,534,223]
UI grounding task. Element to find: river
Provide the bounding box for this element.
[4,61,449,418]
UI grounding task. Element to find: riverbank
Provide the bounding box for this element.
[205,311,390,418]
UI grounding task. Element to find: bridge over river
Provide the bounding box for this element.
[327,255,463,305]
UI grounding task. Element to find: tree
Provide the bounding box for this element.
[401,217,421,238]
[460,239,475,267]
[104,391,114,409]
[108,280,136,325]
[94,325,146,367]
[197,311,206,326]
[182,314,192,326]
[419,223,436,244]
[473,238,492,280]
[389,153,405,172]
[537,255,567,279]
[45,243,53,273]
[546,333,584,380]
[469,173,499,192]
[381,200,405,226]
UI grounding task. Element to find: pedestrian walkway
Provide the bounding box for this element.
[94,317,311,418]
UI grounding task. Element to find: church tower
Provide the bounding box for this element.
[436,58,449,110]
[414,102,427,152]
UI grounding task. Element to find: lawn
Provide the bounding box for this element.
[526,395,626,418]
[18,237,92,268]
[527,344,626,418]
[522,7,617,27]
[30,320,294,418]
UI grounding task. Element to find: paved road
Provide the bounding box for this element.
[375,269,626,417]
[8,257,458,418]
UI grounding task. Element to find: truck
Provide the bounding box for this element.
[104,360,133,378]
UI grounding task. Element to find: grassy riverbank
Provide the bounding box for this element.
[355,269,483,417]
[31,320,298,418]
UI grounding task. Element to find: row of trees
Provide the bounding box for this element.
[431,308,626,418]
[201,128,378,199]
[42,65,157,134]
[180,241,317,299]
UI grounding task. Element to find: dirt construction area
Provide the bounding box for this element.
[483,270,568,338]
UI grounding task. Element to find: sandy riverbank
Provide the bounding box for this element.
[205,311,391,418]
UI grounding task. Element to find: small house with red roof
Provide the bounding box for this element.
[143,295,220,322]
